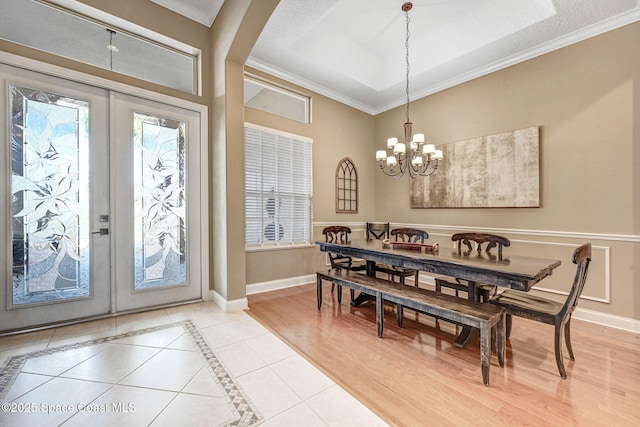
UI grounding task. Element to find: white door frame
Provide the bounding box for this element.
[0,52,210,317]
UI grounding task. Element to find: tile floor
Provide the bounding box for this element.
[0,302,388,426]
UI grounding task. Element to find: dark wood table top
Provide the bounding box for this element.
[317,238,561,292]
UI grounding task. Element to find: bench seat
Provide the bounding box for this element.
[316,269,505,386]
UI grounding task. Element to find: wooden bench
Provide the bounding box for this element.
[316,269,506,386]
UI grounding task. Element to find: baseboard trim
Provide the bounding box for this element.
[248,275,639,334]
[572,307,640,333]
[246,274,316,295]
[210,290,248,312]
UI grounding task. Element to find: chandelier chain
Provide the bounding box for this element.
[405,8,411,124]
[375,2,442,178]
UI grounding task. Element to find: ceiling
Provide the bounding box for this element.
[160,0,640,114]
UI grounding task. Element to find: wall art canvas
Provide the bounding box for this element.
[410,127,539,208]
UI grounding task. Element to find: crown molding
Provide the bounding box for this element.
[250,8,640,116]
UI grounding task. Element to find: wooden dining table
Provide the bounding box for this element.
[316,238,562,348]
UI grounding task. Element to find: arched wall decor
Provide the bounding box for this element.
[335,157,358,213]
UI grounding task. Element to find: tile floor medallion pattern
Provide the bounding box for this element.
[0,320,261,426]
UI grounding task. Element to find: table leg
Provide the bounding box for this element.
[351,260,377,307]
[351,293,375,306]
[454,280,480,348]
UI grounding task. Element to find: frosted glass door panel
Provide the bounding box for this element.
[134,113,186,290]
[10,86,91,305]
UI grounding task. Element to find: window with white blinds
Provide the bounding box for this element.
[245,124,313,248]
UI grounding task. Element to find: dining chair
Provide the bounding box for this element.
[434,233,510,302]
[366,222,398,281]
[389,228,429,286]
[322,226,366,302]
[365,222,390,240]
[365,223,419,285]
[390,227,429,244]
[489,243,592,379]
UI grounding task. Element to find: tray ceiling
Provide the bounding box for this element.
[145,1,640,113]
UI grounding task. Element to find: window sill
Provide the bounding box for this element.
[245,244,315,253]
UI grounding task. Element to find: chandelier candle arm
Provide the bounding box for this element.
[375,1,443,178]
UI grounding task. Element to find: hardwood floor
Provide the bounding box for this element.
[247,283,640,426]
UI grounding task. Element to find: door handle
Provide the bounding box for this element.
[92,228,109,235]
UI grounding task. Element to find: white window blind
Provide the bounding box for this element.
[245,124,313,248]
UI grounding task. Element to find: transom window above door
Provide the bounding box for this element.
[244,74,311,124]
[0,0,199,94]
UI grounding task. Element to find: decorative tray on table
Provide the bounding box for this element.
[382,240,439,254]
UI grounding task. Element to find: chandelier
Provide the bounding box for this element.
[376,2,442,178]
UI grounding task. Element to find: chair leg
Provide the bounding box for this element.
[414,271,419,287]
[564,316,575,360]
[396,304,404,328]
[317,275,323,310]
[505,313,512,338]
[337,284,342,304]
[331,283,335,293]
[496,315,505,368]
[376,293,384,338]
[554,323,567,379]
[350,289,355,303]
[480,324,491,386]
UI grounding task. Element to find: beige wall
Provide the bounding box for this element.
[373,22,640,321]
[245,23,640,323]
[244,68,375,285]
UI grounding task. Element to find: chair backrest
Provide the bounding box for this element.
[452,232,510,260]
[561,243,592,317]
[391,228,429,244]
[366,222,389,240]
[322,226,360,271]
[323,226,352,243]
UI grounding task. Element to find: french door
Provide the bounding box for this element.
[0,65,111,331]
[0,65,203,332]
[111,93,202,311]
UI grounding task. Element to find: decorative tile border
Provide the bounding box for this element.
[0,320,262,426]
